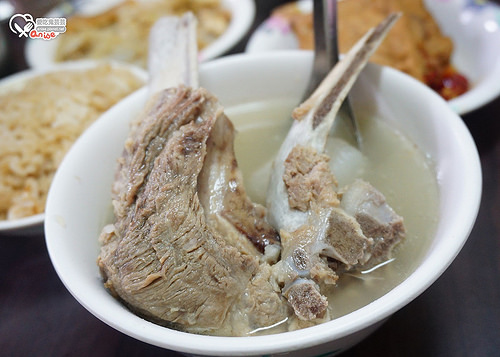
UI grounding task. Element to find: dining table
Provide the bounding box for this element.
[1,0,499,356]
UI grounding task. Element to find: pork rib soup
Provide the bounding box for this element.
[97,94,438,336]
[97,14,439,337]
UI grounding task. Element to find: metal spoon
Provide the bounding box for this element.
[303,0,362,148]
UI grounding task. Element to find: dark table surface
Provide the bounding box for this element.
[1,0,499,356]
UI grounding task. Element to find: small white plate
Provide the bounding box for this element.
[25,0,255,69]
[246,0,500,115]
[0,60,147,234]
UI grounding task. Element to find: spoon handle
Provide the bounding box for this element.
[304,0,362,148]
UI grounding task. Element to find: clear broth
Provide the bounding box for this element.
[226,98,439,320]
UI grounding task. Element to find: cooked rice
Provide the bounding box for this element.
[55,0,231,67]
[0,64,144,220]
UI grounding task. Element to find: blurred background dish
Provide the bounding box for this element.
[25,0,255,69]
[0,60,146,233]
[246,0,500,115]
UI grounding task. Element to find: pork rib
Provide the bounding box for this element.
[267,13,404,321]
[98,14,285,336]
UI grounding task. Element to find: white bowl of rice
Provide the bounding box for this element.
[0,60,146,233]
[25,0,255,69]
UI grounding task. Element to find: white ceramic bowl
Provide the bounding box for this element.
[246,0,500,115]
[0,60,146,234]
[45,52,481,356]
[25,0,255,68]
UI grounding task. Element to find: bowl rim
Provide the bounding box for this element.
[45,51,482,355]
[199,0,256,62]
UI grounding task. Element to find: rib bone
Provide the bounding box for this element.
[267,13,401,321]
[148,13,199,94]
[267,13,400,233]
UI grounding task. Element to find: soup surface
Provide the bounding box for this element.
[226,98,439,323]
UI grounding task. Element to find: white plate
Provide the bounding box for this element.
[246,0,500,115]
[25,0,255,69]
[0,60,147,234]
